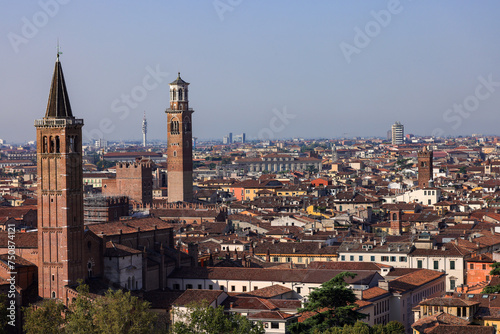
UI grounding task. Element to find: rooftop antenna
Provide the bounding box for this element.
[56,39,63,59]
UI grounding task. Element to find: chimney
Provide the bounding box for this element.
[378,280,389,291]
[188,243,199,267]
[142,246,147,290]
[176,246,181,269]
[160,244,166,289]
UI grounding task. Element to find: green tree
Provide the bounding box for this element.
[96,159,117,171]
[221,157,232,165]
[341,321,371,334]
[383,321,405,333]
[170,301,264,334]
[65,283,96,333]
[395,158,411,170]
[91,289,157,334]
[0,294,9,334]
[289,272,365,334]
[489,262,500,276]
[23,299,65,334]
[482,284,500,294]
[482,262,500,294]
[306,165,319,174]
[317,320,405,334]
[24,285,157,334]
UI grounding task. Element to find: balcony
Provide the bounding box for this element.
[34,118,84,127]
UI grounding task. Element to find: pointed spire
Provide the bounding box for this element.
[45,53,73,118]
[170,72,188,85]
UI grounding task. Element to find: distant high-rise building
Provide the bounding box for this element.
[94,138,107,149]
[234,133,246,143]
[391,121,404,145]
[142,111,147,147]
[166,73,193,202]
[223,132,233,144]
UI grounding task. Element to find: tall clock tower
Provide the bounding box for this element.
[35,53,84,300]
[418,146,433,188]
[166,73,193,202]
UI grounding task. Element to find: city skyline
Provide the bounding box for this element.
[2,1,500,143]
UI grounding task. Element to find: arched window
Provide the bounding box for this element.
[178,89,183,101]
[55,136,60,153]
[183,118,191,132]
[173,151,177,157]
[171,120,179,134]
[392,213,398,221]
[49,136,54,153]
[172,89,176,100]
[69,136,74,153]
[73,136,79,153]
[43,136,48,153]
[51,291,56,298]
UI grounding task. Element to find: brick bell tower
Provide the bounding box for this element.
[417,146,433,189]
[35,53,84,300]
[166,73,193,202]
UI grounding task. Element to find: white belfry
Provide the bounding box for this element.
[142,111,147,147]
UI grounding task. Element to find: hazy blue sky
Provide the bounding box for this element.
[2,1,500,143]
